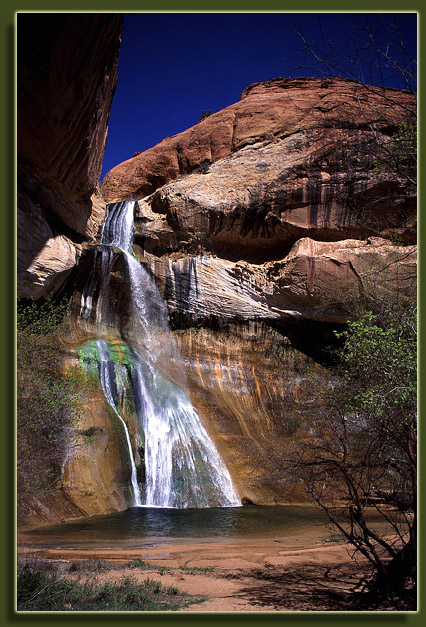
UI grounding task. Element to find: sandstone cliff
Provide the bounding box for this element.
[100,76,416,323]
[92,77,416,507]
[17,13,123,299]
[101,77,416,217]
[18,62,417,522]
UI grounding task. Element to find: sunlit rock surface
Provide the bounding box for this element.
[61,350,139,516]
[101,77,416,220]
[136,238,416,324]
[133,129,415,263]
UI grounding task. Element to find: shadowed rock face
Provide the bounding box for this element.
[17,13,123,299]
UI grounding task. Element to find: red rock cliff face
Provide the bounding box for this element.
[17,13,123,298]
[92,77,416,506]
[101,77,416,264]
[101,77,415,200]
[99,76,416,324]
[18,69,417,519]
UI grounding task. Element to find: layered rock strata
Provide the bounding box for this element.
[60,232,415,507]
[172,321,331,503]
[138,237,416,325]
[64,245,336,506]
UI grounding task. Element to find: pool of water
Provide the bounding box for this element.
[24,505,332,548]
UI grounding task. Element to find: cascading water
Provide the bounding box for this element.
[130,347,238,508]
[96,339,142,507]
[78,200,240,508]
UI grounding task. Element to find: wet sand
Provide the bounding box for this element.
[18,527,345,568]
[17,505,398,611]
[18,524,379,611]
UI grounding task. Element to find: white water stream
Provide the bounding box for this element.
[79,200,240,508]
[96,339,142,507]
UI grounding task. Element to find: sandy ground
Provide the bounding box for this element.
[17,529,377,611]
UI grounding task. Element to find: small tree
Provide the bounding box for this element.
[290,299,416,607]
[287,14,416,96]
[372,121,417,188]
[199,109,212,122]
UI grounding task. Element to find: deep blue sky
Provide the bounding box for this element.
[100,12,417,180]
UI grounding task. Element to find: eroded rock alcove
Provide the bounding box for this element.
[17,15,416,526]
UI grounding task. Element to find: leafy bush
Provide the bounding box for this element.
[291,297,416,604]
[17,298,84,518]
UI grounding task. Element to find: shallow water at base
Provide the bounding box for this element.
[24,505,337,549]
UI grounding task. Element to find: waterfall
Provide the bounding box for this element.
[130,348,238,508]
[96,339,142,507]
[78,200,240,508]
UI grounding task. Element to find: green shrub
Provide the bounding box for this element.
[17,298,83,517]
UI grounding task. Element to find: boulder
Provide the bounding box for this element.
[133,129,415,263]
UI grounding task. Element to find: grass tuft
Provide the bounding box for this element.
[17,562,205,611]
[128,559,214,574]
